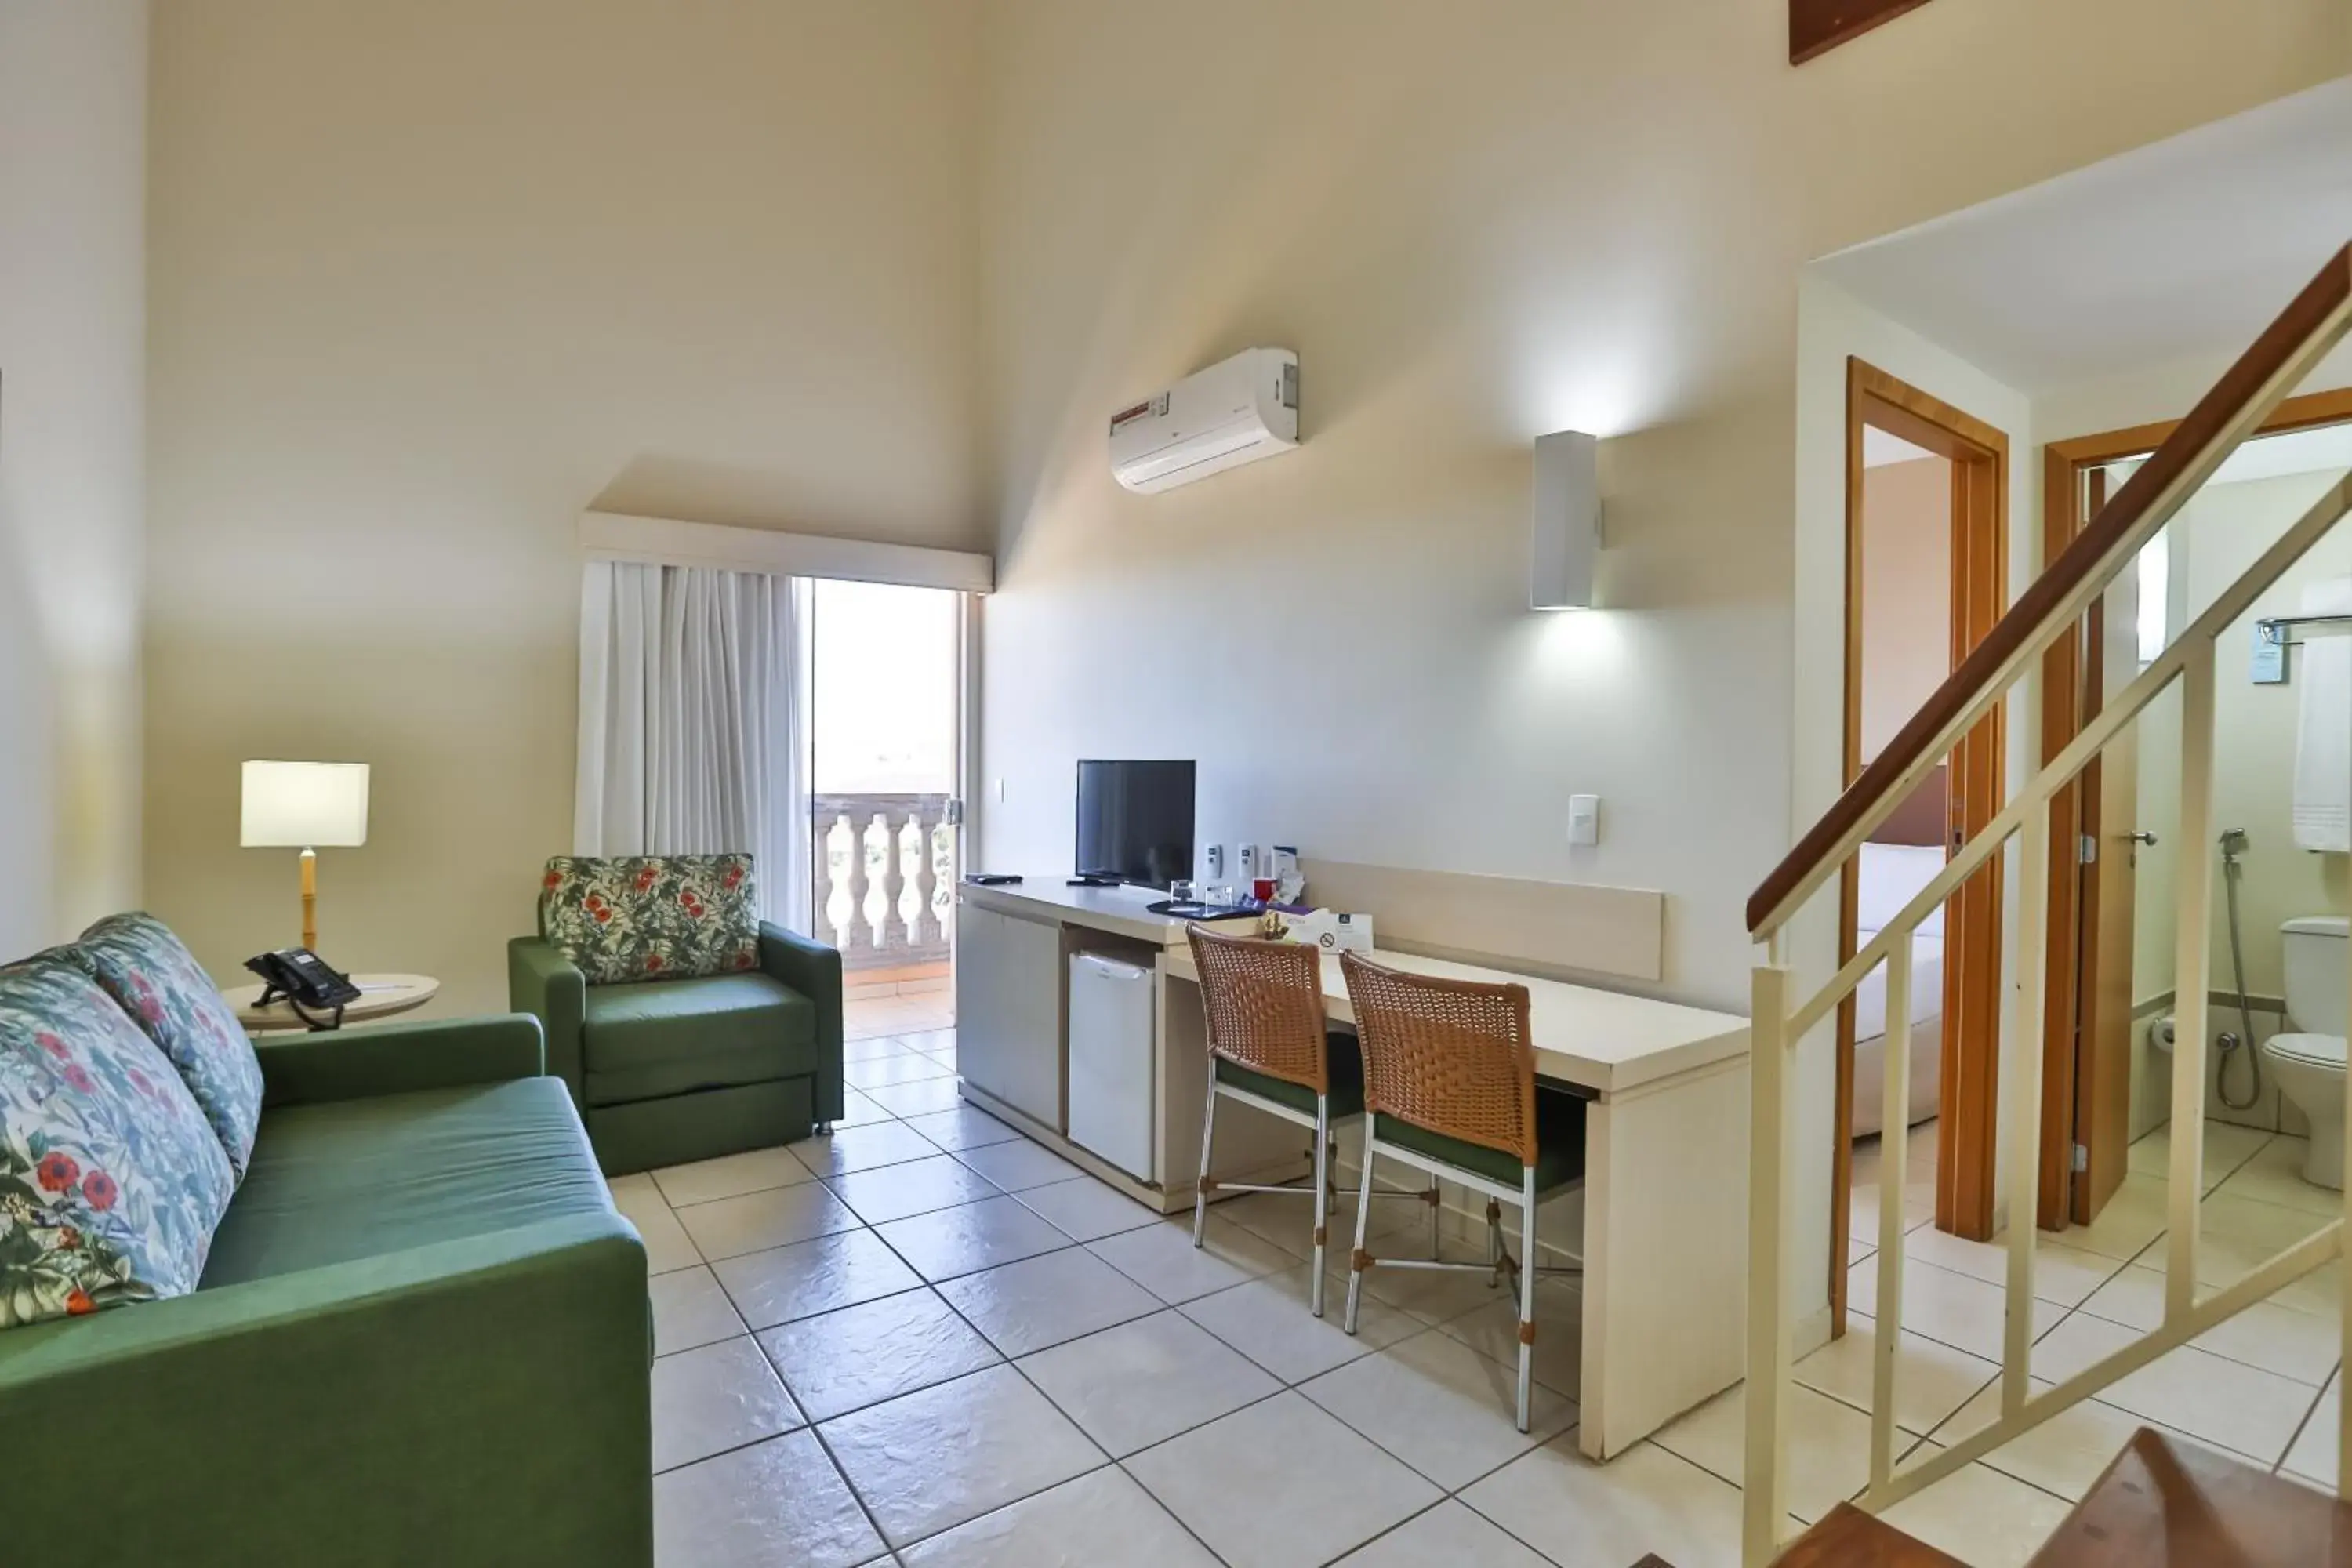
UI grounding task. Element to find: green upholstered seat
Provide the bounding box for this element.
[201,1077,608,1287]
[1374,1085,1587,1192]
[1214,1029,1366,1118]
[580,971,816,1107]
[0,1010,651,1568]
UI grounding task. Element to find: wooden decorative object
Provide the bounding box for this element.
[1791,0,1934,65]
[300,848,318,951]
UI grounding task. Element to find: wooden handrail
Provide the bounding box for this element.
[1748,243,2352,936]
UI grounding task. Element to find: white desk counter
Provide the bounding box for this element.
[953,877,1752,1461]
[1161,943,1747,1096]
[957,877,1230,947]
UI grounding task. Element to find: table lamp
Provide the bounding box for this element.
[241,760,370,951]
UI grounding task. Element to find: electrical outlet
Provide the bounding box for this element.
[1205,844,1225,878]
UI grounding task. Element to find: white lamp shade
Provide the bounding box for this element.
[241,761,371,848]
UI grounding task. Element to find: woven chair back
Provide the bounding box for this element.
[1186,924,1330,1094]
[1339,951,1537,1167]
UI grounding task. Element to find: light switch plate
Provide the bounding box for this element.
[1567,793,1600,846]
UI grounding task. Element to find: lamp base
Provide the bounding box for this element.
[301,847,318,952]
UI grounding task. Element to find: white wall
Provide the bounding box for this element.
[0,0,148,958]
[971,0,2347,1335]
[145,0,986,1010]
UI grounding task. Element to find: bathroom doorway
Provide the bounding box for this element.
[2040,387,2352,1228]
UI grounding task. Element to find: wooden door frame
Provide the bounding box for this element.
[2035,383,2352,1229]
[1831,358,2010,1333]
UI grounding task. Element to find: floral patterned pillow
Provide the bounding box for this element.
[66,914,265,1180]
[0,960,237,1328]
[539,855,761,985]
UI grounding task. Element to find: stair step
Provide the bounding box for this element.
[2030,1428,2352,1566]
[1772,1504,1966,1566]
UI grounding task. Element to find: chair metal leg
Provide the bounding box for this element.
[1345,1134,1378,1334]
[1192,1073,1219,1248]
[1311,1097,1330,1317]
[1486,1198,1505,1286]
[1516,1169,1539,1433]
[1428,1179,1441,1259]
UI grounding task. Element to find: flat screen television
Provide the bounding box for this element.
[1074,760,1196,890]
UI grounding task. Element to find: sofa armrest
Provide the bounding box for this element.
[0,1214,650,1567]
[510,936,586,1109]
[760,921,843,1123]
[256,1014,547,1108]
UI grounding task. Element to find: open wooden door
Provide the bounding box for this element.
[2072,470,2142,1224]
[1831,358,2013,1333]
[1936,444,2009,1241]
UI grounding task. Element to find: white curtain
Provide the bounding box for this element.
[574,561,811,933]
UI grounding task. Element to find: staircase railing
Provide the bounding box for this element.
[1742,244,2352,1565]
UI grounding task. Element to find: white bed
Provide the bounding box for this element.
[1851,842,1944,1137]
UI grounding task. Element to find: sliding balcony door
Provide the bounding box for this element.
[808,579,966,1034]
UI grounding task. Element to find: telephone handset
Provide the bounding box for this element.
[245,948,361,1028]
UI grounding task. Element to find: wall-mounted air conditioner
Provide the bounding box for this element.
[1109,347,1299,494]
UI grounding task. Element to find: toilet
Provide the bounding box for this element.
[2262,915,2350,1189]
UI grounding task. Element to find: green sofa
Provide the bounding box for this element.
[510,920,844,1175]
[0,1013,652,1567]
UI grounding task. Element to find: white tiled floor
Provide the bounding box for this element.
[633,1041,2347,1568]
[1828,1116,2344,1537]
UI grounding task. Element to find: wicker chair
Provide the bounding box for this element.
[1338,950,1588,1432]
[1186,925,1430,1316]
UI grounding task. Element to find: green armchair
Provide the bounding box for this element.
[510,921,844,1174]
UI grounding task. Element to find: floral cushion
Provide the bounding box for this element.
[539,855,761,985]
[0,960,237,1327]
[66,913,265,1179]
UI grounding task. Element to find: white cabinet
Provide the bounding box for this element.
[956,900,1065,1129]
[1067,953,1156,1180]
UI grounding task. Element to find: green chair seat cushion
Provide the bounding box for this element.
[579,972,816,1108]
[1214,1029,1364,1118]
[1374,1086,1587,1192]
[200,1077,609,1288]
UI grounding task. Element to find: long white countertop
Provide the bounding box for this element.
[1163,944,1748,1096]
[960,875,1749,1096]
[956,877,1240,946]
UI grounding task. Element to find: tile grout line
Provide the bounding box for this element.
[2269,1367,2335,1482]
[738,1095,1138,1565]
[655,1047,1577,1566]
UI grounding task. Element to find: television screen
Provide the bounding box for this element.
[1075,760,1196,890]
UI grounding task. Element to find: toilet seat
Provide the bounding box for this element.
[2263,1032,2347,1069]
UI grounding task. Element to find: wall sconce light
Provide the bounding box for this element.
[1531,430,1601,610]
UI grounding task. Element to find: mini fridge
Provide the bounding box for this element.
[1066,951,1156,1181]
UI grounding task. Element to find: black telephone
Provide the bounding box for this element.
[245,948,361,1027]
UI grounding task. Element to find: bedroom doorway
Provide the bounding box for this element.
[1830,359,2011,1334]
